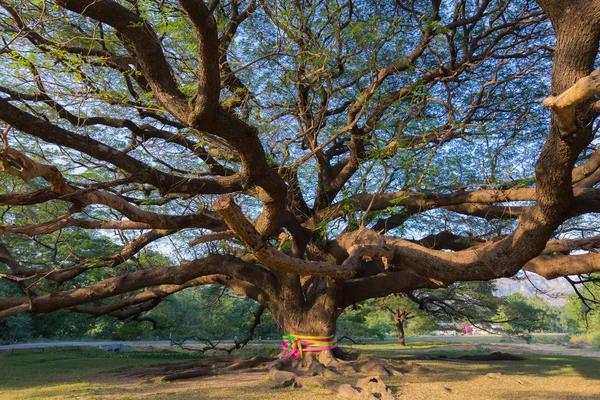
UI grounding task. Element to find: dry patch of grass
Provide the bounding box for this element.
[387,355,600,400]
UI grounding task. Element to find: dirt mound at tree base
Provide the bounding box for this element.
[126,350,427,399]
[265,351,431,399]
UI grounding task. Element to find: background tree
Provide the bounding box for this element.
[336,301,389,340]
[498,293,552,340]
[2,0,600,389]
[377,282,501,345]
[379,295,418,346]
[560,277,600,336]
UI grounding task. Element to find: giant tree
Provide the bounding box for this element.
[2,0,600,389]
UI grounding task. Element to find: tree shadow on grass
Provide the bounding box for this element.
[0,348,204,390]
[399,354,600,383]
[353,345,600,381]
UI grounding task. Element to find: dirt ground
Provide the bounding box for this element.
[73,344,600,400]
[2,338,600,399]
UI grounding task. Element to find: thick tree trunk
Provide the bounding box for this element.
[266,275,346,361]
[278,308,338,337]
[274,305,343,364]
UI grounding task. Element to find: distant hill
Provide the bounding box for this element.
[494,273,572,305]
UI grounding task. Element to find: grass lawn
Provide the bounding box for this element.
[1,340,599,399]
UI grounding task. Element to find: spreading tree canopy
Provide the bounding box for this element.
[1,0,600,342]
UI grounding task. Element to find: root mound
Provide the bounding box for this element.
[129,350,421,399]
[268,351,409,399]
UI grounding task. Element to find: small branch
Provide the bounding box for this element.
[543,69,600,135]
[0,242,27,275]
[337,335,364,344]
[172,304,265,354]
[0,147,70,194]
[189,230,235,246]
[1,125,10,149]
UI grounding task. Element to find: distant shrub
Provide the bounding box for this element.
[591,334,600,350]
[0,315,33,344]
[521,334,533,344]
[532,334,569,345]
[569,334,594,346]
[117,321,146,341]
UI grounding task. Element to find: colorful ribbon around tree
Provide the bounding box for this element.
[282,332,338,358]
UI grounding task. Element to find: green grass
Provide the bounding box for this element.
[0,347,206,399]
[1,340,600,399]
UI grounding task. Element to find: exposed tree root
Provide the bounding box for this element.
[130,351,417,398]
[161,355,275,381]
[125,355,275,381]
[267,351,410,398]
